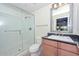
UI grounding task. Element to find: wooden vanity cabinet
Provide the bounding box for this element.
[43,39,57,47]
[42,39,58,56]
[58,42,79,55]
[42,38,79,56]
[58,42,79,56]
[42,44,57,56]
[58,49,78,56]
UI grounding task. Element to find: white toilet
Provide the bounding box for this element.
[29,37,42,56]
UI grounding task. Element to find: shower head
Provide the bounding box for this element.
[24,16,31,19]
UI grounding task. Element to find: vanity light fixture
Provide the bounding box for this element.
[52,3,59,9]
[52,3,66,9]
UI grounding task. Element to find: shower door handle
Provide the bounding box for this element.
[4,30,22,34]
[29,27,32,31]
[18,48,21,51]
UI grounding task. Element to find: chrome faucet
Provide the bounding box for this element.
[56,31,64,36]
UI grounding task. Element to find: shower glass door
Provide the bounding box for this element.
[22,16,35,51]
[0,12,35,56]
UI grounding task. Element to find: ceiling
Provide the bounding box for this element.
[11,3,49,12]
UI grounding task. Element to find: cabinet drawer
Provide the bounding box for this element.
[43,39,57,47]
[58,42,79,54]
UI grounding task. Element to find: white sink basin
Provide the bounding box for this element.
[47,35,74,43]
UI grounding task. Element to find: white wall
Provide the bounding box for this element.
[53,4,70,15]
[72,3,79,34]
[71,3,79,35]
[32,5,50,43]
[77,4,79,34]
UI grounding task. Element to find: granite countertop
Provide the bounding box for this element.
[42,35,79,46]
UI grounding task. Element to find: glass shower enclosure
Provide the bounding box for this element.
[0,10,35,55]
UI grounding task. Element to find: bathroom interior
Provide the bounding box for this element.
[0,3,79,56]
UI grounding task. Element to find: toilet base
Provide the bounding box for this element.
[30,50,41,56]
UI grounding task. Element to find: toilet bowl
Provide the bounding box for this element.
[29,37,42,56]
[29,43,41,56]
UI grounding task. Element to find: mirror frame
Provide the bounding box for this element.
[50,3,73,33]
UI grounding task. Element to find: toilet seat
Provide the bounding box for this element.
[29,43,41,53]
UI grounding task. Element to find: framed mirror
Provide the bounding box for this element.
[51,3,73,33]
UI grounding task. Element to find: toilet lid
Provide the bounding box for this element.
[29,43,40,52]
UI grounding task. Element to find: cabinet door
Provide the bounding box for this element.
[42,44,57,56]
[58,42,79,54]
[58,49,78,56]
